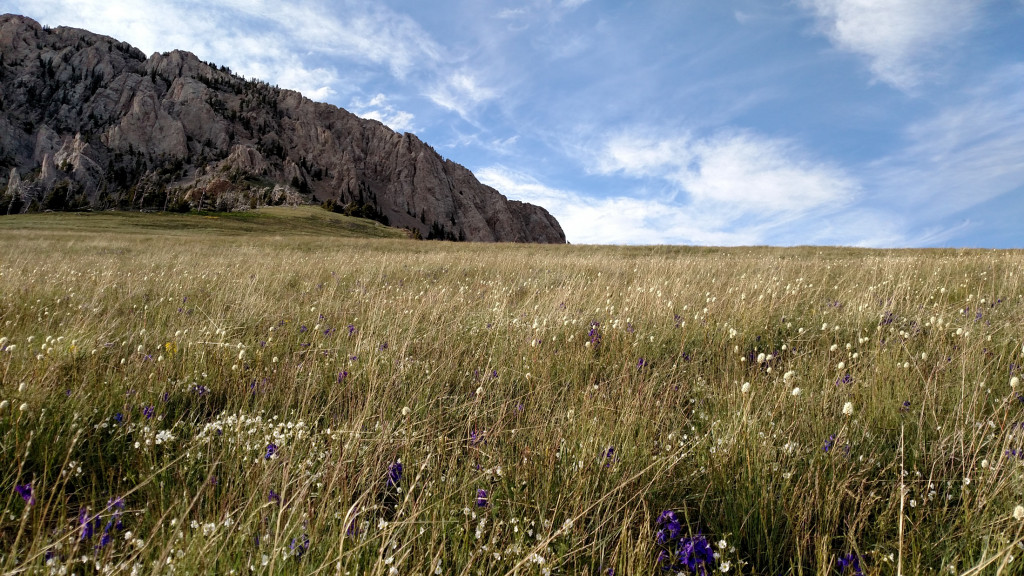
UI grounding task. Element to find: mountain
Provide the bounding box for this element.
[0,14,566,243]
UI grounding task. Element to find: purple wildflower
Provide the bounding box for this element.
[265,443,278,460]
[269,489,281,504]
[290,534,310,559]
[824,434,837,453]
[337,370,348,383]
[476,489,489,507]
[837,552,863,575]
[15,483,34,505]
[637,358,646,370]
[142,404,155,419]
[387,461,403,488]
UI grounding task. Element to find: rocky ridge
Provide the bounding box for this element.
[0,14,566,243]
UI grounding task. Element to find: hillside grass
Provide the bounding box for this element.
[0,206,408,239]
[1,221,1023,575]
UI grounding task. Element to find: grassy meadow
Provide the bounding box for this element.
[2,211,1024,575]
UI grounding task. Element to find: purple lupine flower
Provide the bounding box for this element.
[602,446,615,467]
[142,404,155,419]
[476,489,488,507]
[637,358,646,370]
[387,461,403,488]
[824,434,837,453]
[290,534,310,559]
[265,443,278,460]
[337,371,348,383]
[379,342,389,351]
[837,552,863,575]
[347,324,356,335]
[269,489,281,504]
[15,483,34,505]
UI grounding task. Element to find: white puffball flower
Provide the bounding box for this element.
[1012,376,1020,389]
[18,382,26,393]
[830,344,839,352]
[842,402,854,416]
[791,387,802,397]
[476,386,484,396]
[921,352,928,361]
[837,362,845,371]
[783,370,796,383]
[756,353,766,364]
[0,400,8,411]
[1014,505,1024,521]
[19,402,28,412]
[272,356,278,363]
[238,350,245,360]
[401,406,411,416]
[741,382,751,394]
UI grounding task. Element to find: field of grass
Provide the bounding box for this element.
[1,215,1024,575]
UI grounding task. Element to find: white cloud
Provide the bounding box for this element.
[348,94,416,133]
[425,70,498,120]
[592,129,857,218]
[870,63,1024,217]
[477,166,756,245]
[799,0,981,89]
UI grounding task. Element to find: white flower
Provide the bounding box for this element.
[719,560,731,572]
[19,402,28,412]
[18,382,26,393]
[1014,505,1024,521]
[842,402,854,416]
[401,406,411,416]
[741,382,751,394]
[836,362,845,370]
[1012,376,1020,389]
[475,386,484,396]
[783,370,796,383]
[0,400,8,411]
[791,387,802,397]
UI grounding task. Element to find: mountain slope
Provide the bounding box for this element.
[0,14,566,243]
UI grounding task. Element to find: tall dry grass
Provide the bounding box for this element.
[1,230,1024,575]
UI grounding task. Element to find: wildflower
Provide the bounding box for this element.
[290,534,309,559]
[842,402,854,416]
[142,405,155,419]
[783,370,796,383]
[387,461,403,488]
[0,400,8,411]
[476,489,489,507]
[741,382,751,394]
[269,489,280,503]
[1014,505,1024,521]
[837,552,863,575]
[791,387,802,397]
[337,371,348,382]
[637,358,646,370]
[1012,376,1020,389]
[265,443,278,460]
[401,406,411,416]
[824,434,836,452]
[15,483,34,505]
[19,402,28,412]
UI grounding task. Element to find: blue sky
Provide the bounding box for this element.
[10,0,1024,246]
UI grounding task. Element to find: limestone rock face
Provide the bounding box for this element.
[0,14,565,243]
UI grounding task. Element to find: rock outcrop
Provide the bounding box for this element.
[0,14,566,243]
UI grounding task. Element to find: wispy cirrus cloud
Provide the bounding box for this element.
[348,94,416,133]
[798,0,982,89]
[868,63,1024,219]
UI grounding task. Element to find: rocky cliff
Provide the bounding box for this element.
[0,14,566,243]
